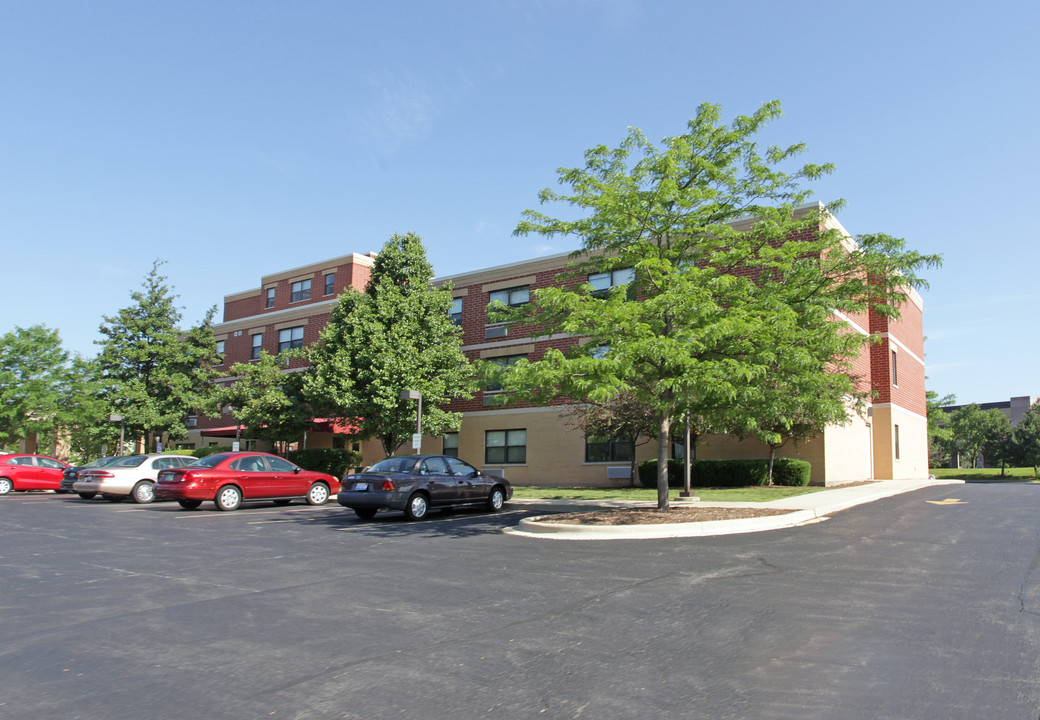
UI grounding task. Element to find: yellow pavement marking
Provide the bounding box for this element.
[926,498,967,505]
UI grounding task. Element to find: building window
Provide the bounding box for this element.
[215,340,225,365]
[291,280,311,302]
[278,326,304,353]
[324,273,335,296]
[485,429,526,464]
[489,285,529,308]
[485,354,526,392]
[251,333,263,360]
[589,344,609,359]
[449,297,463,325]
[589,268,635,297]
[265,288,276,308]
[892,349,898,387]
[585,436,634,463]
[894,424,900,460]
[443,432,459,458]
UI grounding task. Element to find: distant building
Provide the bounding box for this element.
[942,396,1038,427]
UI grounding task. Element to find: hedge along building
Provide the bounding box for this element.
[186,210,929,486]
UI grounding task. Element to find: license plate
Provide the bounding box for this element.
[352,482,369,491]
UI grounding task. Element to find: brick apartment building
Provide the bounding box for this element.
[186,212,929,486]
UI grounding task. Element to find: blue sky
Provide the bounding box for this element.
[2,0,1037,406]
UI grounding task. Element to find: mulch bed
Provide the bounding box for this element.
[538,506,794,526]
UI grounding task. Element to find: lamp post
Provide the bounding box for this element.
[400,390,422,454]
[108,413,125,454]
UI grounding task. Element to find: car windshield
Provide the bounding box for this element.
[367,457,419,474]
[112,456,148,468]
[193,454,232,469]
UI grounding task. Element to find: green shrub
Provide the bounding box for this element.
[771,458,811,486]
[191,446,230,458]
[640,458,812,487]
[638,459,694,488]
[287,448,363,478]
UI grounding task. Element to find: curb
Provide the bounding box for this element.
[503,508,826,540]
[502,478,963,541]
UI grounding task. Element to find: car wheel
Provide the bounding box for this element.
[103,494,124,503]
[77,492,97,500]
[131,481,155,504]
[486,486,506,512]
[273,499,292,506]
[0,478,13,495]
[215,485,242,511]
[306,482,330,506]
[178,499,202,510]
[353,508,377,520]
[403,492,429,520]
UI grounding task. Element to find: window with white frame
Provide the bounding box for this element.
[324,273,335,296]
[278,326,304,353]
[585,436,634,463]
[589,267,635,297]
[485,429,526,464]
[215,340,225,365]
[485,354,526,392]
[291,279,311,302]
[442,432,459,458]
[488,285,529,308]
[891,349,898,387]
[449,297,463,325]
[265,288,276,308]
[251,333,263,360]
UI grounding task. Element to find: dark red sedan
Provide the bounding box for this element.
[0,454,71,494]
[154,452,341,511]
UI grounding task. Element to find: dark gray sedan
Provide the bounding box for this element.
[337,455,512,521]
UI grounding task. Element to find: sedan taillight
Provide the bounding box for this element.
[381,480,396,491]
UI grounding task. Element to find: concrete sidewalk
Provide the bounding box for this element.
[503,477,964,540]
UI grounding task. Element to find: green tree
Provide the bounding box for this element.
[61,356,123,459]
[305,233,472,457]
[980,410,1014,474]
[95,261,220,451]
[926,389,956,467]
[217,350,315,449]
[503,101,941,508]
[0,324,70,451]
[1013,401,1040,476]
[945,404,1006,468]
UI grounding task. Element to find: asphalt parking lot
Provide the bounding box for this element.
[4,485,1040,720]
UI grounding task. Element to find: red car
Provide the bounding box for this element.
[0,454,71,494]
[153,452,341,511]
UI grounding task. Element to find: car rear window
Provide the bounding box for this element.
[368,457,418,474]
[113,456,148,468]
[195,454,232,469]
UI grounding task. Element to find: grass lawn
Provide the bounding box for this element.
[509,485,828,503]
[930,467,1039,482]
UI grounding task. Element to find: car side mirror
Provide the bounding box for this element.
[294,467,301,474]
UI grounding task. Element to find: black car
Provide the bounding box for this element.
[60,456,121,495]
[337,455,512,521]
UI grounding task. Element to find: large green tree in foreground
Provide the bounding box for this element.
[95,261,220,451]
[498,101,941,508]
[0,324,70,450]
[305,233,472,456]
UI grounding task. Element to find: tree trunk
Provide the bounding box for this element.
[656,414,671,510]
[767,444,776,486]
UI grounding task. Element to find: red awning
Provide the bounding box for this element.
[310,418,360,434]
[199,419,359,437]
[199,425,243,438]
